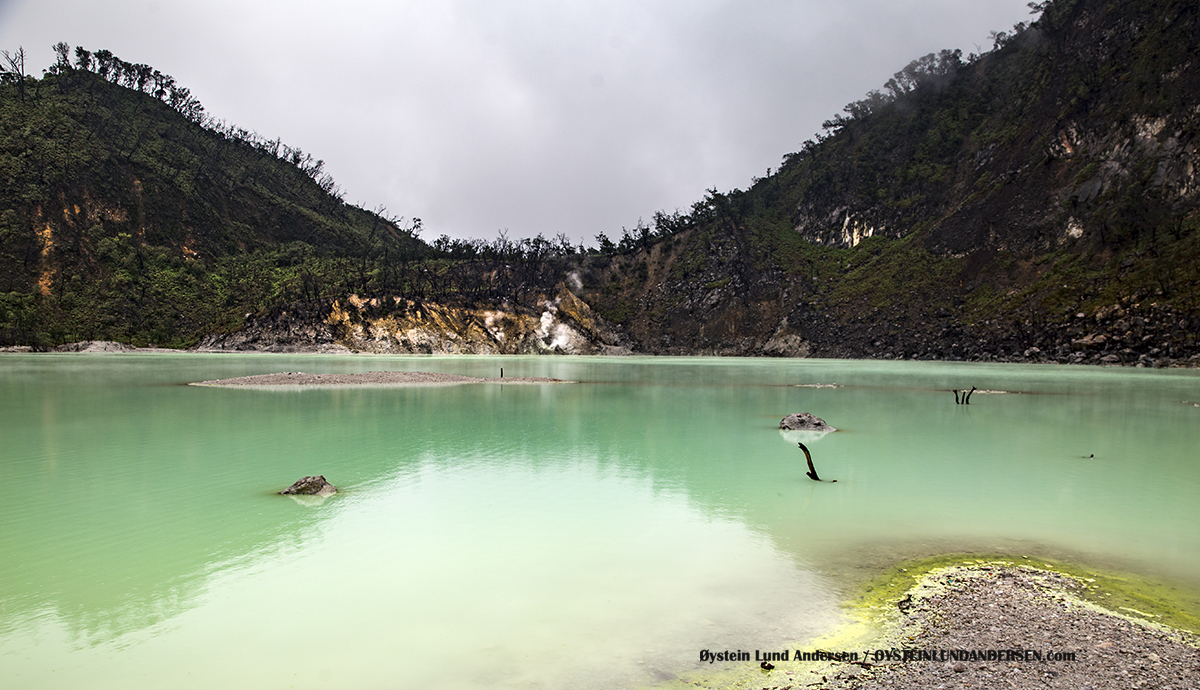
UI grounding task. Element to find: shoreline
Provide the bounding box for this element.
[3,340,1199,368]
[828,561,1199,690]
[664,556,1200,690]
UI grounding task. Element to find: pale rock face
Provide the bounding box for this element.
[483,312,506,343]
[1065,216,1084,240]
[195,282,630,355]
[840,213,879,247]
[761,318,810,357]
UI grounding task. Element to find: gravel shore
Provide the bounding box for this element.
[803,564,1200,690]
[190,370,571,387]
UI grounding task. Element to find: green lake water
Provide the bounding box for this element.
[1,354,1197,688]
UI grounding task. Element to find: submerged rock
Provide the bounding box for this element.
[279,475,337,496]
[779,413,836,432]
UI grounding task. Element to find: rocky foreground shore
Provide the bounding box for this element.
[749,564,1200,690]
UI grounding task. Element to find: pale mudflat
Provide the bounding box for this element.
[191,370,571,387]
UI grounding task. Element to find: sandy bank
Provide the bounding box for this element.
[190,370,572,387]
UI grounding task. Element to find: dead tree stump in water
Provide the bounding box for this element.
[953,386,977,404]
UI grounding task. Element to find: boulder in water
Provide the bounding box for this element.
[779,413,836,432]
[280,475,337,496]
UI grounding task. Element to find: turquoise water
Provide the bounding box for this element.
[1,354,1197,688]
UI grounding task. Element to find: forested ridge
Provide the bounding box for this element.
[0,41,626,347]
[0,44,430,346]
[578,0,1200,365]
[2,0,1199,364]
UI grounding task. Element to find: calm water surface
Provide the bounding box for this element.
[1,354,1197,688]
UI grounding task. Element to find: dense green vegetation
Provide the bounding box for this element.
[0,48,432,346]
[0,47,617,346]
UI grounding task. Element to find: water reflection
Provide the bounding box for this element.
[778,428,835,445]
[283,493,337,507]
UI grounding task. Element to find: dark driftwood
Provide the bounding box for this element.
[953,386,977,404]
[797,442,837,482]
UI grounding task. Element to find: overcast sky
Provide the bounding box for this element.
[0,0,1032,245]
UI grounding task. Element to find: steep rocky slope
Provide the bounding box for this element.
[579,0,1200,366]
[197,284,633,355]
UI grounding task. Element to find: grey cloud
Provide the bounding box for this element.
[0,0,1033,244]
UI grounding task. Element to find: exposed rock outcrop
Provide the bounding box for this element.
[779,412,837,432]
[279,476,337,496]
[196,284,632,355]
[195,300,349,353]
